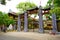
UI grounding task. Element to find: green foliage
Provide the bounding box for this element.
[7,19,15,25]
[47,0,60,7]
[16,2,36,13]
[50,7,60,14]
[0,11,15,26]
[1,0,6,5]
[46,0,60,20]
[50,7,60,19]
[54,0,60,7]
[0,12,4,25]
[28,17,32,22]
[47,0,52,5]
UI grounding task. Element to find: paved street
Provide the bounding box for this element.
[0,32,60,40]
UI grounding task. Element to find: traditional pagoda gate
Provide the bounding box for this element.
[8,6,57,33]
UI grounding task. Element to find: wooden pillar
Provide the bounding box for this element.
[17,14,21,32]
[24,12,28,32]
[38,6,44,33]
[52,13,57,33]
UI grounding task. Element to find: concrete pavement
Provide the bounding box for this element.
[0,32,60,40]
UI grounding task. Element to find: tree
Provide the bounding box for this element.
[0,11,15,27]
[47,0,60,7]
[46,0,60,20]
[50,7,60,20]
[0,0,6,5]
[0,12,4,25]
[16,2,37,14]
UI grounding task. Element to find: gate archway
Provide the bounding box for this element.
[8,6,57,33]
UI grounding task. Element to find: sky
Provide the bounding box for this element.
[0,0,48,13]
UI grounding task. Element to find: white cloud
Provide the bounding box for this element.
[0,0,48,13]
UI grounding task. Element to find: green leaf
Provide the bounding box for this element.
[16,2,37,13]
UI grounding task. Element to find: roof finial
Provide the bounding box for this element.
[40,1,41,6]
